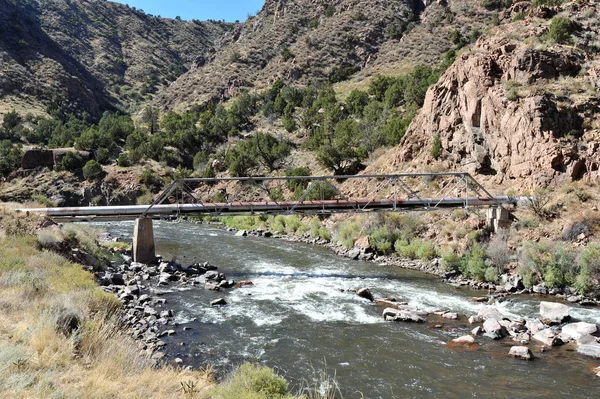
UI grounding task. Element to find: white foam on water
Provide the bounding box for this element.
[570,307,600,325]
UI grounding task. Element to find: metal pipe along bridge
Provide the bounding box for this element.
[18,172,518,262]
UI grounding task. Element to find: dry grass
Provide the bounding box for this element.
[0,210,214,399]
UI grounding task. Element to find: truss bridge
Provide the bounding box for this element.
[18,172,519,262]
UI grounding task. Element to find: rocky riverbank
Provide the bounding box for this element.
[95,245,239,365]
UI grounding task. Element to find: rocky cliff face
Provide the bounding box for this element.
[366,2,600,188]
[0,0,233,118]
[154,0,426,110]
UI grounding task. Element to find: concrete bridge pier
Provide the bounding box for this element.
[133,218,155,263]
[487,207,512,232]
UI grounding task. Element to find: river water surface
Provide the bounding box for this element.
[101,221,600,398]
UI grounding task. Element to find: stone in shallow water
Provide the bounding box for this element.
[560,322,598,343]
[477,306,504,321]
[577,343,600,359]
[357,288,374,302]
[442,312,459,320]
[539,301,570,325]
[382,308,426,323]
[483,319,507,340]
[533,328,563,347]
[210,298,227,306]
[509,346,534,360]
[452,335,475,344]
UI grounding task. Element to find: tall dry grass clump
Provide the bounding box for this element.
[0,208,214,398]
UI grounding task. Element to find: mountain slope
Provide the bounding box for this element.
[154,0,428,110]
[0,0,233,118]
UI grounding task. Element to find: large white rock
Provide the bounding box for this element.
[533,328,564,347]
[509,346,534,360]
[540,301,570,325]
[560,322,598,343]
[577,343,600,359]
[477,306,504,321]
[483,319,507,340]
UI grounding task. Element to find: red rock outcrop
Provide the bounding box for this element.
[366,29,600,188]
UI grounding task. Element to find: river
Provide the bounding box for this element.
[101,221,600,398]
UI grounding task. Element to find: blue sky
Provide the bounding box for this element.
[110,0,265,22]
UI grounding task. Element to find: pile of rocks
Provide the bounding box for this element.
[456,301,600,362]
[448,274,600,306]
[96,258,235,361]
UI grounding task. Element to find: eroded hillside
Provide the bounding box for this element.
[154,0,428,110]
[0,0,233,118]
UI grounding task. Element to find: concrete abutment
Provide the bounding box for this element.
[486,207,512,232]
[133,218,155,263]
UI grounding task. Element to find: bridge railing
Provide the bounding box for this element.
[140,172,507,218]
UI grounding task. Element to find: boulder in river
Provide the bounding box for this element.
[442,312,459,320]
[560,322,598,343]
[235,230,248,237]
[483,319,507,340]
[509,346,534,360]
[477,306,504,321]
[211,298,227,306]
[235,281,254,288]
[540,301,570,325]
[357,288,374,302]
[533,327,564,347]
[525,318,546,334]
[383,308,426,323]
[452,335,476,344]
[471,297,488,303]
[576,343,600,359]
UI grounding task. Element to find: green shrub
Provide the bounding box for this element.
[484,266,499,283]
[116,153,131,167]
[513,12,526,21]
[459,243,488,281]
[283,116,296,133]
[574,244,600,294]
[211,363,293,399]
[334,221,360,249]
[82,160,103,181]
[31,194,57,208]
[441,250,461,272]
[416,240,437,261]
[532,0,563,6]
[482,0,509,10]
[280,47,295,61]
[394,239,415,259]
[547,17,572,44]
[345,89,370,116]
[59,151,85,172]
[518,241,578,288]
[369,225,400,254]
[0,140,23,177]
[431,134,442,159]
[310,217,330,240]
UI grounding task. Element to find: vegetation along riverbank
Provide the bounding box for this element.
[0,207,321,398]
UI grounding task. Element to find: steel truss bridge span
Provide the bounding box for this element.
[19,173,518,223]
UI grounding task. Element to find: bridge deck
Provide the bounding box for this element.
[19,196,517,222]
